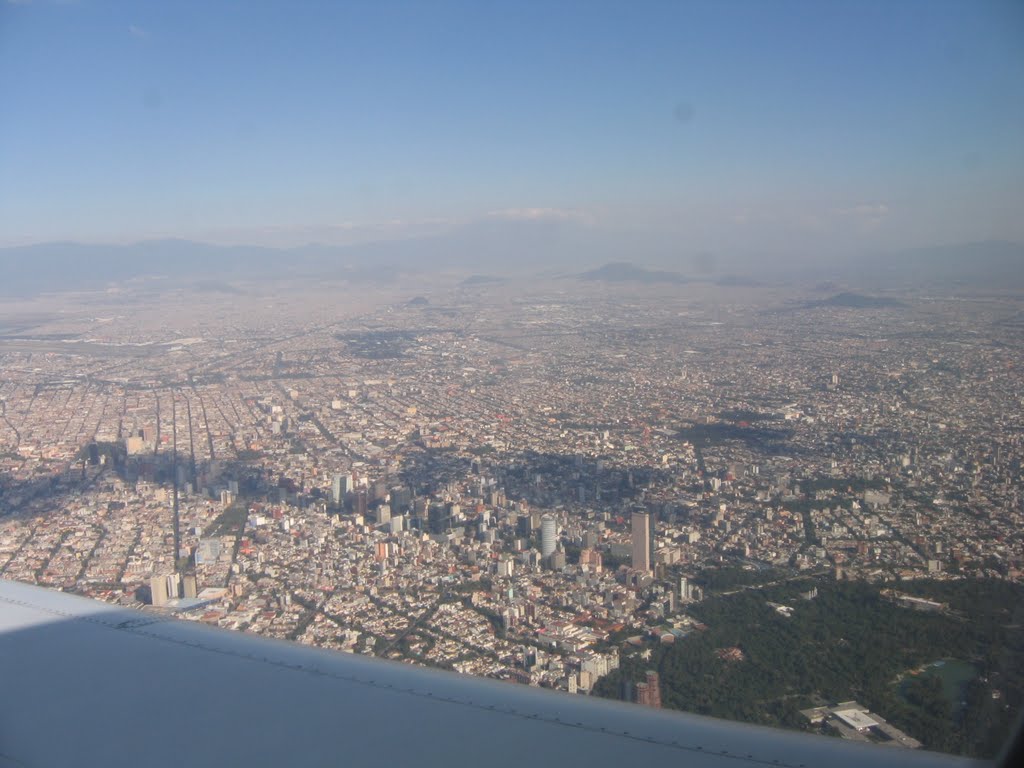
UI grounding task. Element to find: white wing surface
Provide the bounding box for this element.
[0,579,980,768]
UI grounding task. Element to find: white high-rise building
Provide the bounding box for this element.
[166,573,181,601]
[540,514,557,558]
[680,576,693,601]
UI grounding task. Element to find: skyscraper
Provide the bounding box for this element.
[631,511,652,573]
[354,489,369,518]
[332,473,351,505]
[540,514,557,558]
[165,573,181,601]
[150,575,168,607]
[428,503,449,535]
[635,670,662,708]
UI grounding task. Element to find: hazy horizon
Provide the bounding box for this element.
[2,0,1023,257]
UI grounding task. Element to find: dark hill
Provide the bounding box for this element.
[578,262,689,284]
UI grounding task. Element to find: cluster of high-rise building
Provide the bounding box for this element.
[635,670,662,708]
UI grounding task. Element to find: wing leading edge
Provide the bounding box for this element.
[0,579,979,768]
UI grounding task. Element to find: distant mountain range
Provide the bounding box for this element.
[0,217,616,296]
[0,235,1021,298]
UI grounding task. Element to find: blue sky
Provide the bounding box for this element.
[1,0,1022,255]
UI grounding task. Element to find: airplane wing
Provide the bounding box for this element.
[0,578,981,768]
